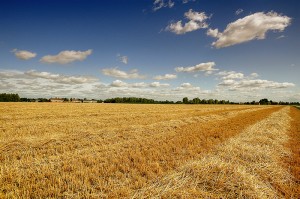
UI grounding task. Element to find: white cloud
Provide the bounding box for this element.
[153,73,177,80]
[166,9,209,34]
[106,81,147,88]
[12,49,36,60]
[102,68,146,79]
[208,12,291,48]
[0,69,102,99]
[132,82,148,88]
[250,73,259,78]
[153,0,174,11]
[173,82,201,92]
[25,70,98,84]
[235,8,243,15]
[217,71,294,91]
[109,80,170,88]
[0,70,25,79]
[218,79,295,90]
[182,0,195,4]
[206,28,220,38]
[276,35,285,39]
[175,62,218,73]
[185,9,209,22]
[110,80,128,87]
[217,71,244,80]
[109,80,168,88]
[180,83,192,88]
[149,81,170,87]
[40,49,92,64]
[117,54,128,64]
[218,79,236,86]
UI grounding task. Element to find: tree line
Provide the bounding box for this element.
[0,93,299,105]
[0,93,20,102]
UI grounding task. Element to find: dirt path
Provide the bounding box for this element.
[133,106,295,198]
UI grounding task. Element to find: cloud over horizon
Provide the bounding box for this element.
[25,70,98,84]
[153,73,177,80]
[175,62,218,73]
[102,68,146,79]
[219,79,295,90]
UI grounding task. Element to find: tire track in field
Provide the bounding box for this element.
[285,107,300,198]
[132,106,294,198]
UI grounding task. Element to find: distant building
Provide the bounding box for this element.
[50,98,64,103]
[70,98,82,103]
[83,99,97,103]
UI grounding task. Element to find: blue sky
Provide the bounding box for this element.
[0,0,299,101]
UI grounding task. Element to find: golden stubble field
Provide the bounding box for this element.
[0,103,299,198]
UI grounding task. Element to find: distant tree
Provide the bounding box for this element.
[220,100,226,104]
[201,99,207,104]
[259,98,269,105]
[0,93,20,102]
[208,99,214,104]
[183,97,189,104]
[192,97,201,104]
[38,98,50,102]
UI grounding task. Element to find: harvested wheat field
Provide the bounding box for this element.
[0,103,299,198]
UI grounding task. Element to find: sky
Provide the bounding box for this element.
[0,0,300,102]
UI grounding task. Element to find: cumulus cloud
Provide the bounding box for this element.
[153,0,174,11]
[166,9,210,34]
[25,70,98,84]
[235,8,243,15]
[102,68,146,79]
[175,62,218,73]
[250,73,259,78]
[0,69,102,99]
[207,12,291,48]
[180,82,192,88]
[218,78,295,90]
[206,28,220,38]
[149,82,170,87]
[0,70,25,79]
[173,82,200,91]
[153,73,177,80]
[40,49,92,64]
[109,80,168,88]
[12,49,36,60]
[217,70,295,91]
[117,54,128,64]
[132,82,148,88]
[110,80,128,87]
[217,71,244,80]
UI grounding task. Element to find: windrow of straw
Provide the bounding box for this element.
[285,107,300,197]
[132,107,297,198]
